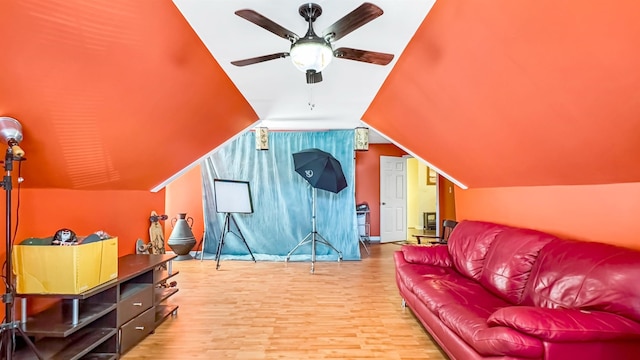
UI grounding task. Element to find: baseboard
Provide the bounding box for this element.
[369,236,381,242]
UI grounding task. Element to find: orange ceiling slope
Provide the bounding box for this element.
[365,0,640,188]
[0,0,257,190]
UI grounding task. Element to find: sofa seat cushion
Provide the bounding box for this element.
[488,306,640,342]
[396,262,460,293]
[438,303,543,358]
[413,275,510,315]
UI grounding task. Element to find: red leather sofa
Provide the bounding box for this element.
[394,220,640,360]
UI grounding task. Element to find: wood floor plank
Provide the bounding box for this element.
[122,243,447,359]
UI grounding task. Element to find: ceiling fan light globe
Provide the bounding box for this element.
[290,40,333,73]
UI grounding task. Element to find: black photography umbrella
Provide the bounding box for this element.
[293,148,347,194]
[288,148,346,273]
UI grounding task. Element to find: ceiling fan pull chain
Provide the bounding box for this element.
[308,87,315,111]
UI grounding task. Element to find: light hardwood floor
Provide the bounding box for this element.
[122,242,447,359]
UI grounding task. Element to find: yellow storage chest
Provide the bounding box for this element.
[12,237,118,294]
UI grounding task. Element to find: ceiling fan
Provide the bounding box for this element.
[231,2,394,84]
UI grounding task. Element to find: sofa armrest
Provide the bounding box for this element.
[488,306,640,342]
[400,244,452,267]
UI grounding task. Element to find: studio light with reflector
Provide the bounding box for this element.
[0,116,25,158]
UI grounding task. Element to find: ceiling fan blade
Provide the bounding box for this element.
[306,70,323,84]
[334,47,394,65]
[231,52,289,67]
[322,3,383,42]
[235,9,299,42]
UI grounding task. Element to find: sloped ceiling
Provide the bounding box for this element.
[365,0,640,188]
[0,0,257,190]
[1,0,639,191]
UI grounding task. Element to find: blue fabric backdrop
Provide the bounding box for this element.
[201,130,360,261]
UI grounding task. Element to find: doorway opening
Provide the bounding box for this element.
[406,157,438,242]
[378,156,455,243]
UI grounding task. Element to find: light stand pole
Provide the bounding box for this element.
[285,187,343,273]
[0,117,42,360]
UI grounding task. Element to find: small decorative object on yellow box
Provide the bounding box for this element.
[12,237,118,294]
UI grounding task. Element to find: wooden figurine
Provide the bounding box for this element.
[149,210,167,255]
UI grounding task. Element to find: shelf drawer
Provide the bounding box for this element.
[119,306,155,354]
[118,284,153,326]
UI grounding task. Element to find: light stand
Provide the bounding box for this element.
[286,187,343,273]
[0,117,42,360]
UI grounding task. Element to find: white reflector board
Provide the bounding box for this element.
[213,179,253,214]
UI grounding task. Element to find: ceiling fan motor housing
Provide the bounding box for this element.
[299,3,322,22]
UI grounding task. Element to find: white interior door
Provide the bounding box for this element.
[380,156,407,243]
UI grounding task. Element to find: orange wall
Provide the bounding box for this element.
[164,164,204,250]
[0,188,164,317]
[355,144,408,236]
[438,175,457,225]
[364,1,640,189]
[456,183,640,251]
[1,188,165,257]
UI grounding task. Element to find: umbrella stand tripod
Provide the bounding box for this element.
[286,187,343,273]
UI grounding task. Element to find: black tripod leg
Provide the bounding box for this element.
[0,324,45,360]
[215,233,225,270]
[230,214,255,262]
[15,326,44,360]
[215,214,229,270]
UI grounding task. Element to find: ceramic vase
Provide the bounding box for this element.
[167,213,196,260]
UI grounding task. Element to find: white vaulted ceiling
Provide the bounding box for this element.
[173,0,436,137]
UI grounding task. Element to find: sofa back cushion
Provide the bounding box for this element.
[447,221,505,281]
[522,238,640,323]
[479,228,557,304]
